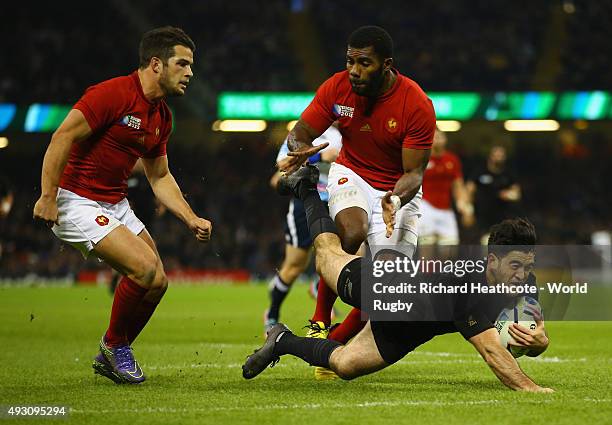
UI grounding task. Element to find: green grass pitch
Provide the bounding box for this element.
[0,284,610,424]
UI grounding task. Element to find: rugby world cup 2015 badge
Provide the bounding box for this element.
[121,115,142,130]
[333,104,354,118]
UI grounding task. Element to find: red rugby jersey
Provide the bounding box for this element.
[60,71,172,204]
[422,151,463,210]
[301,70,435,191]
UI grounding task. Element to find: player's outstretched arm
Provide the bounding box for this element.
[283,120,327,174]
[33,109,92,227]
[469,328,553,393]
[142,155,212,242]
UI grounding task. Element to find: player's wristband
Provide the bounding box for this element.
[390,195,402,212]
[308,153,322,164]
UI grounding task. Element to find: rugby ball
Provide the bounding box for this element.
[495,296,542,358]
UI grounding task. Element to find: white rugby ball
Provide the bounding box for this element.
[495,296,542,358]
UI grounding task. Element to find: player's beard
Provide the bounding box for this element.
[352,66,386,98]
[159,70,183,97]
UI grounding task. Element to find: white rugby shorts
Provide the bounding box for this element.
[52,188,145,258]
[327,162,421,257]
[417,199,459,245]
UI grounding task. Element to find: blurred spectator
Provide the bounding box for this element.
[466,145,521,243]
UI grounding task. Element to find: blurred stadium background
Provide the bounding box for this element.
[0,0,611,284]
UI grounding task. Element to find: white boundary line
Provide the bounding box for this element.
[70,398,611,415]
[142,354,590,371]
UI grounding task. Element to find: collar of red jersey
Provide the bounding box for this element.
[377,68,401,100]
[131,71,159,107]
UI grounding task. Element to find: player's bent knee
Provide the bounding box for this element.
[335,366,359,381]
[331,351,361,380]
[152,269,168,291]
[129,253,159,287]
[339,227,367,254]
[283,263,305,282]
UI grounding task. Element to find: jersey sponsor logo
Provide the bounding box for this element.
[386,117,398,133]
[95,215,110,226]
[360,123,372,132]
[338,177,349,185]
[155,127,160,136]
[333,104,354,118]
[120,115,142,130]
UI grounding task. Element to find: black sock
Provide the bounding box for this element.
[273,331,342,368]
[268,274,289,321]
[298,183,338,241]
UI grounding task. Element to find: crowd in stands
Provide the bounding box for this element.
[0,0,304,111]
[311,0,547,91]
[559,1,612,89]
[1,0,609,108]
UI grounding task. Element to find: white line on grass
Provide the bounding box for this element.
[164,345,597,364]
[143,355,588,371]
[70,397,611,415]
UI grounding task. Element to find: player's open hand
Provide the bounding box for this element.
[282,143,329,174]
[188,217,212,242]
[381,191,398,238]
[508,320,549,352]
[33,195,59,228]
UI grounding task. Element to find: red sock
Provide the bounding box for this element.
[329,308,368,344]
[105,277,147,347]
[127,298,163,344]
[310,276,337,326]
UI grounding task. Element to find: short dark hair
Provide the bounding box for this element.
[488,218,537,258]
[348,25,393,60]
[139,26,195,69]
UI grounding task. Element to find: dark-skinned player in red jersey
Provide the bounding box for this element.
[279,26,436,379]
[32,27,212,384]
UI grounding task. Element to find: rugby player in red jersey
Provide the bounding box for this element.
[32,27,212,384]
[280,26,436,379]
[418,129,474,258]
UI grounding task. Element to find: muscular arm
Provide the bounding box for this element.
[452,178,474,224]
[452,178,469,208]
[465,180,476,203]
[141,156,197,224]
[33,109,92,226]
[381,148,431,237]
[142,156,212,242]
[287,119,319,152]
[469,328,552,392]
[392,148,430,205]
[40,110,92,199]
[282,120,328,174]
